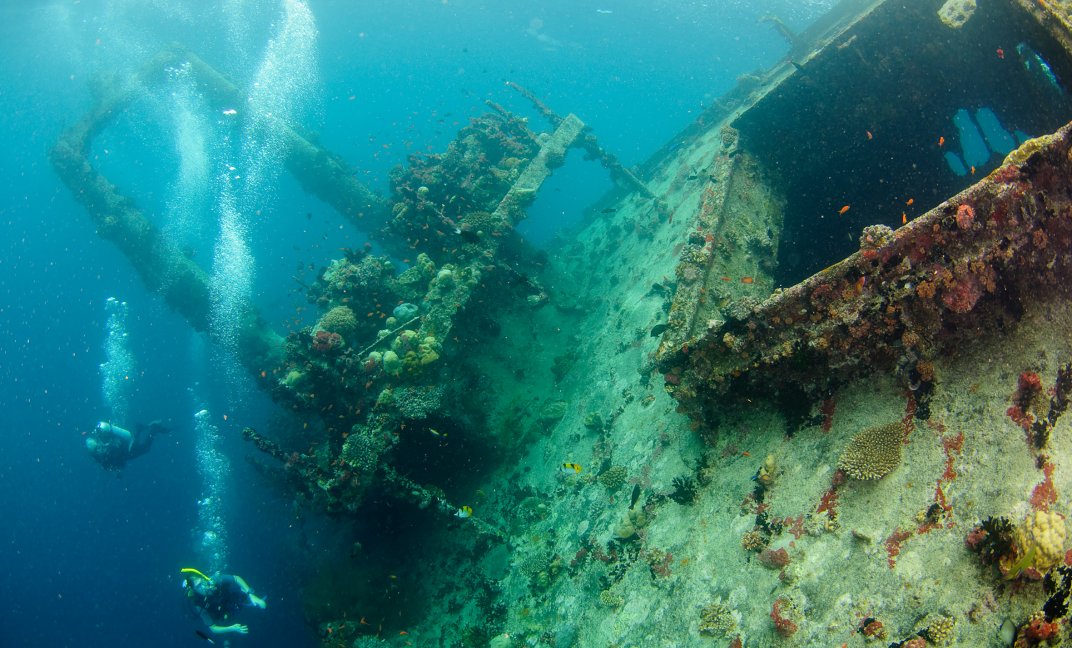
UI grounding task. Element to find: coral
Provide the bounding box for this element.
[955,203,976,230]
[598,465,628,491]
[759,547,790,569]
[859,224,894,251]
[1030,461,1058,511]
[937,0,976,29]
[770,597,800,637]
[538,400,568,425]
[966,516,1016,566]
[416,336,441,366]
[860,618,887,641]
[698,600,737,636]
[1020,610,1060,642]
[1043,565,1072,620]
[316,305,358,339]
[741,529,766,552]
[901,639,927,648]
[645,548,673,578]
[1011,511,1067,574]
[598,589,624,608]
[382,350,402,376]
[885,527,914,568]
[757,454,777,486]
[311,330,343,353]
[918,614,955,644]
[1032,363,1072,448]
[394,385,445,420]
[941,274,982,313]
[670,475,698,504]
[392,302,419,320]
[837,422,904,480]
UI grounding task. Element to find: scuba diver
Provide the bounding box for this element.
[84,420,170,471]
[181,567,267,637]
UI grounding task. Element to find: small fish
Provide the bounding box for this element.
[600,207,617,214]
[905,198,914,206]
[650,323,669,337]
[561,462,583,474]
[455,505,473,519]
[629,484,642,510]
[195,630,216,644]
[997,48,1005,59]
[866,130,873,140]
[902,212,907,225]
[938,136,945,147]
[400,631,409,636]
[838,205,851,216]
[222,108,237,116]
[740,276,755,284]
[720,276,732,282]
[428,428,447,438]
[970,165,976,175]
[360,617,371,626]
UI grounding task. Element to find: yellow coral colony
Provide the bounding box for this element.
[1013,510,1067,573]
[837,422,904,480]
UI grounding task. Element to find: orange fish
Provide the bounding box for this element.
[838,205,851,216]
[741,276,755,284]
[905,198,914,206]
[721,276,732,282]
[866,130,873,140]
[996,48,1005,59]
[938,136,945,147]
[902,212,907,224]
[970,165,976,175]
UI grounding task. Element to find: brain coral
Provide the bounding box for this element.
[837,422,904,480]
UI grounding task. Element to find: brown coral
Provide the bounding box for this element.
[317,305,358,340]
[837,422,904,480]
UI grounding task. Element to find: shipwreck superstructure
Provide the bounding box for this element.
[53,0,1072,646]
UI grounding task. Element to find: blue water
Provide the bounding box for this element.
[0,1,831,645]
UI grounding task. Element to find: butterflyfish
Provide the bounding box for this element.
[561,463,583,474]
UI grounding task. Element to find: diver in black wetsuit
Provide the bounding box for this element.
[181,568,267,637]
[84,420,170,471]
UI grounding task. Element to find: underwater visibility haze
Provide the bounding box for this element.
[6,1,1072,647]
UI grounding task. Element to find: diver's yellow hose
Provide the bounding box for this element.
[180,567,213,583]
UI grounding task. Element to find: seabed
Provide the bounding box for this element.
[52,1,1072,646]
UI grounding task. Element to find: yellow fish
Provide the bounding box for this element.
[455,505,473,519]
[561,463,583,474]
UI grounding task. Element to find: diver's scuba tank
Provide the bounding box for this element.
[95,421,132,438]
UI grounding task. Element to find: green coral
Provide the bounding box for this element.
[598,465,628,491]
[698,600,737,637]
[599,589,624,608]
[382,351,402,376]
[397,253,437,291]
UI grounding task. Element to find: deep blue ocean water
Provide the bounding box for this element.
[0,2,830,645]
